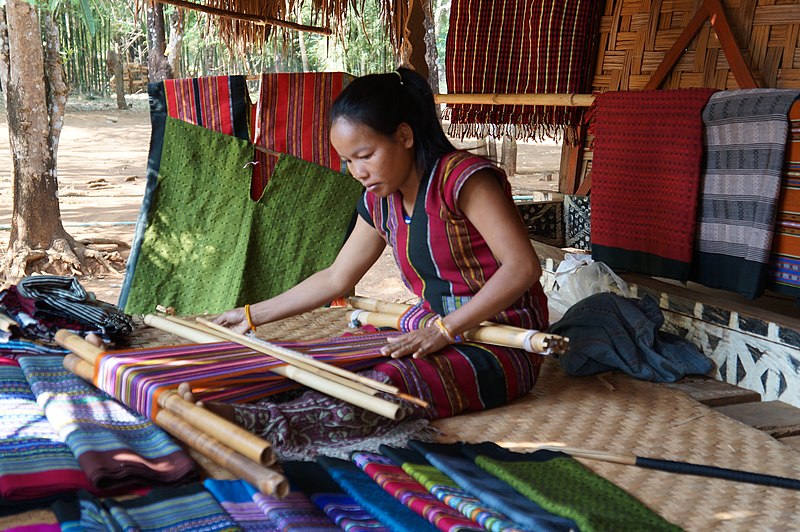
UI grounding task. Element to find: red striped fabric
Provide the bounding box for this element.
[163,76,251,139]
[445,0,603,141]
[251,72,353,199]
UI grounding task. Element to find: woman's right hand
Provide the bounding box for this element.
[212,307,252,335]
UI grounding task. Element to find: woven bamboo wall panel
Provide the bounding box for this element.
[592,0,800,93]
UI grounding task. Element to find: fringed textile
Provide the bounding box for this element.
[589,89,717,281]
[19,356,196,490]
[282,460,387,531]
[124,118,361,315]
[118,76,252,309]
[463,442,680,532]
[351,451,484,531]
[693,89,800,298]
[769,100,800,297]
[444,0,604,142]
[316,456,439,532]
[0,362,91,501]
[410,441,576,531]
[52,484,238,532]
[379,445,525,532]
[251,72,353,199]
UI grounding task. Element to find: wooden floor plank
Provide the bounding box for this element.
[666,376,761,407]
[714,401,800,438]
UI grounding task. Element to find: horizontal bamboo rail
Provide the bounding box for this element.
[432,93,595,107]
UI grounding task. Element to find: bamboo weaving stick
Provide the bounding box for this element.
[194,317,427,412]
[63,354,288,497]
[164,316,429,409]
[145,315,403,419]
[346,297,569,355]
[536,445,800,491]
[54,330,275,467]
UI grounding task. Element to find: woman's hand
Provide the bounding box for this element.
[212,307,252,335]
[381,327,451,359]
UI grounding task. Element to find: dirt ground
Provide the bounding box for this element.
[0,95,561,307]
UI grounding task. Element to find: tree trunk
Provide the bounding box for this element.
[165,9,183,78]
[0,7,9,99]
[146,2,172,82]
[5,0,65,251]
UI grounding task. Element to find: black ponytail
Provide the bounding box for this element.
[330,67,455,176]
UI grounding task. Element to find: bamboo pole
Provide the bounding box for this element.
[54,330,274,467]
[143,315,404,419]
[346,297,569,355]
[153,0,332,35]
[164,316,429,409]
[433,93,595,107]
[64,354,288,497]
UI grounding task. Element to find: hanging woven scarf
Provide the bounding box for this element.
[444,0,604,141]
[119,76,252,309]
[251,72,353,199]
[693,89,800,298]
[590,88,717,281]
[769,99,800,298]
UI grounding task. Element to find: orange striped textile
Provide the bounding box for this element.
[444,0,603,142]
[251,72,353,199]
[769,100,800,297]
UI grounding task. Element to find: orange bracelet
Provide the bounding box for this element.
[433,316,455,344]
[244,304,257,332]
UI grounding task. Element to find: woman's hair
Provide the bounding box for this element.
[330,67,455,176]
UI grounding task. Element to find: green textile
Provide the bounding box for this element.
[126,117,361,314]
[474,451,681,532]
[240,151,362,304]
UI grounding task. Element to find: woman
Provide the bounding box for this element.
[200,67,548,455]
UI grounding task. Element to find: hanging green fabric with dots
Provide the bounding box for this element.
[125,117,362,315]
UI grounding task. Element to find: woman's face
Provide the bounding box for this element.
[330,117,416,197]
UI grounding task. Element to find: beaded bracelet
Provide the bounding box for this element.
[433,316,456,344]
[244,304,257,332]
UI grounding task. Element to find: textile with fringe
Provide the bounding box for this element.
[444,0,603,142]
[589,89,717,281]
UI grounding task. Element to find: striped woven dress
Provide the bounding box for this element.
[358,150,548,419]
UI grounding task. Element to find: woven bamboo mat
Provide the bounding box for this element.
[433,359,800,530]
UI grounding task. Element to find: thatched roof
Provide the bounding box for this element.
[149,0,407,53]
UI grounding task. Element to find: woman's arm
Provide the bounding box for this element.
[381,169,542,359]
[214,216,386,334]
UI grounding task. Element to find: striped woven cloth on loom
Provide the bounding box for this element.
[124,117,361,315]
[410,441,576,531]
[251,72,353,199]
[92,333,395,418]
[53,484,238,532]
[19,356,196,490]
[119,76,252,309]
[444,0,603,140]
[316,456,439,532]
[462,442,680,532]
[0,360,92,501]
[693,89,800,299]
[590,89,717,281]
[379,445,526,532]
[769,100,800,297]
[351,451,484,531]
[204,479,278,530]
[282,460,387,531]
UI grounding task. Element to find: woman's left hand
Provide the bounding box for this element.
[381,327,452,359]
